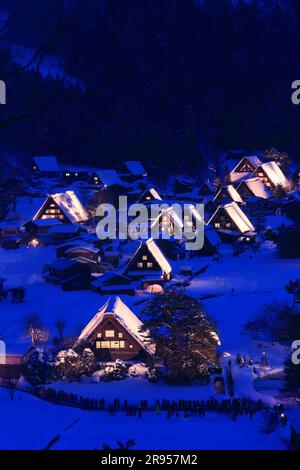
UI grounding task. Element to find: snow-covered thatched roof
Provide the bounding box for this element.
[96,169,126,187]
[255,161,290,189]
[34,190,89,224]
[124,161,146,176]
[232,155,262,173]
[214,185,244,204]
[208,202,255,233]
[75,296,154,353]
[237,177,272,199]
[140,187,162,201]
[151,206,184,232]
[146,238,172,275]
[33,156,60,172]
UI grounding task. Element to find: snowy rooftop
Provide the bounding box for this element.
[96,170,127,187]
[209,202,255,234]
[34,190,89,224]
[146,238,172,275]
[33,156,60,172]
[238,177,272,199]
[214,185,244,204]
[124,161,146,176]
[76,296,154,353]
[232,155,262,173]
[256,161,290,189]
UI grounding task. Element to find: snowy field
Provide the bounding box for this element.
[0,389,290,450]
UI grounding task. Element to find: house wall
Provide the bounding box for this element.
[35,198,69,223]
[83,315,143,360]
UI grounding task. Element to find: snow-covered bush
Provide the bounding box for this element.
[23,350,58,387]
[55,349,83,380]
[101,359,128,382]
[128,363,148,378]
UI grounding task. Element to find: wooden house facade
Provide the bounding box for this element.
[122,238,172,280]
[74,297,154,360]
[44,258,90,290]
[208,202,255,236]
[213,185,244,206]
[251,162,290,191]
[33,191,89,224]
[231,156,262,174]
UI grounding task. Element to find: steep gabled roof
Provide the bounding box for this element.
[33,156,60,172]
[214,185,244,204]
[208,202,255,233]
[146,238,172,275]
[123,238,172,276]
[75,296,154,353]
[255,161,290,189]
[151,206,184,233]
[232,155,262,173]
[33,190,89,223]
[237,177,272,199]
[124,161,147,176]
[139,187,162,202]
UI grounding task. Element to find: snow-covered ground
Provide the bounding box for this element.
[0,389,290,450]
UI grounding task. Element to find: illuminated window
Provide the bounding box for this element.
[147,262,153,268]
[129,344,133,349]
[100,341,110,348]
[137,262,143,268]
[142,255,147,260]
[97,333,102,338]
[146,196,151,200]
[105,330,114,337]
[215,223,220,228]
[118,332,123,338]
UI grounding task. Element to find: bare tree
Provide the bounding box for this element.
[23,312,48,347]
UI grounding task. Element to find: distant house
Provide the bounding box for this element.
[32,156,60,174]
[138,188,162,203]
[213,185,244,206]
[74,296,154,360]
[123,161,147,179]
[237,177,272,199]
[208,202,255,239]
[56,242,101,273]
[33,191,89,224]
[229,156,262,185]
[44,258,90,290]
[231,156,262,174]
[62,169,89,182]
[90,170,126,188]
[151,206,184,237]
[252,161,290,191]
[0,220,21,238]
[22,218,63,236]
[91,272,135,295]
[122,238,172,280]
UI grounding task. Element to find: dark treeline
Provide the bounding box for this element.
[1,0,300,172]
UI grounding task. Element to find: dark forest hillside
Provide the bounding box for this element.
[1,0,300,172]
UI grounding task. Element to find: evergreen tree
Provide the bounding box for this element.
[140,291,219,384]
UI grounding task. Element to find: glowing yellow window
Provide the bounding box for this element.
[105,330,114,337]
